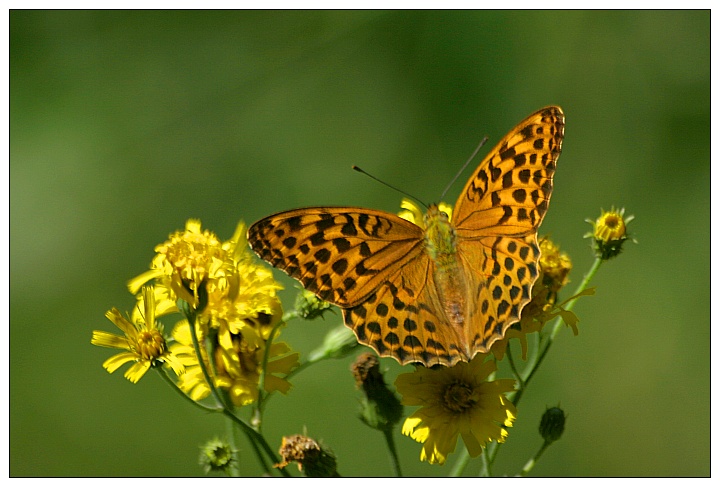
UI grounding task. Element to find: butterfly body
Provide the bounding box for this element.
[421,204,471,353]
[248,106,564,367]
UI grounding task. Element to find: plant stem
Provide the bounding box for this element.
[519,441,551,477]
[515,255,602,404]
[184,308,288,476]
[449,446,470,477]
[382,428,403,477]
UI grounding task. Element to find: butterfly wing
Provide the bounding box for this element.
[451,106,564,352]
[247,207,426,308]
[452,105,564,235]
[343,251,475,367]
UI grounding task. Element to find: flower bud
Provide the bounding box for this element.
[295,289,334,320]
[276,434,338,477]
[585,207,635,260]
[307,324,359,362]
[539,406,566,444]
[351,353,403,431]
[198,438,236,475]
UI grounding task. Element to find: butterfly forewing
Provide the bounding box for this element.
[452,106,564,237]
[247,207,425,307]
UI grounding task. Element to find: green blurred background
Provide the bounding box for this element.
[10,10,709,477]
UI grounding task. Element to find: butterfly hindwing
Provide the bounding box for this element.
[343,253,468,367]
[456,233,540,354]
[247,207,425,307]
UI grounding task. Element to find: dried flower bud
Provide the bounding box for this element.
[277,434,338,477]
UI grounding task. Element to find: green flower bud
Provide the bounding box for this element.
[539,406,566,444]
[198,438,236,475]
[307,324,358,362]
[295,289,334,320]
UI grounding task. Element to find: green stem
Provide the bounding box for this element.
[156,367,218,413]
[519,441,551,477]
[183,308,288,477]
[224,413,242,477]
[506,342,524,390]
[514,255,602,405]
[481,445,494,477]
[382,428,403,477]
[449,446,471,477]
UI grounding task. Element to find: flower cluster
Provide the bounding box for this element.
[92,219,299,407]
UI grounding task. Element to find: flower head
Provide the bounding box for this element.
[124,219,293,406]
[91,286,184,383]
[585,207,635,260]
[129,219,284,334]
[395,356,517,465]
[128,219,229,309]
[170,316,299,406]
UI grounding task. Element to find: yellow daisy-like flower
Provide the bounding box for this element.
[91,286,185,383]
[126,219,292,406]
[205,221,284,338]
[537,237,572,300]
[129,219,231,307]
[398,198,453,227]
[395,356,517,465]
[170,316,299,406]
[129,220,284,337]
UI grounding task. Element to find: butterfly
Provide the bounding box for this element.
[247,106,564,367]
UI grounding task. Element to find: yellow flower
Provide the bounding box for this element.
[126,219,292,406]
[537,238,572,299]
[205,221,284,338]
[395,356,517,465]
[170,316,299,406]
[91,286,184,383]
[129,219,231,308]
[585,207,635,260]
[129,220,284,338]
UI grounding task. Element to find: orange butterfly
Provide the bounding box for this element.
[248,106,564,367]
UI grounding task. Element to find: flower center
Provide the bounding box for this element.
[443,381,476,413]
[604,215,620,228]
[136,329,166,360]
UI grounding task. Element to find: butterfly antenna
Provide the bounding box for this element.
[439,136,489,201]
[352,165,428,210]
